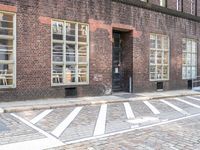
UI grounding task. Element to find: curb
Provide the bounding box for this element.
[1,93,200,113]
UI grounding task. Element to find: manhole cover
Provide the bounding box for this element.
[0,121,9,132]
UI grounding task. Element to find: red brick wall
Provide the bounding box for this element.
[0,0,199,101]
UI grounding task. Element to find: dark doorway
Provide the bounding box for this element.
[188,80,192,89]
[112,32,123,92]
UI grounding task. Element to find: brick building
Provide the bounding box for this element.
[0,0,200,101]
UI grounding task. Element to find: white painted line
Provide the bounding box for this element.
[175,98,200,109]
[10,113,63,150]
[51,107,82,138]
[30,109,53,124]
[0,138,62,150]
[123,102,135,119]
[160,100,189,115]
[65,112,200,145]
[143,101,160,115]
[187,96,200,102]
[93,104,107,136]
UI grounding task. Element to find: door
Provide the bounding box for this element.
[112,32,122,92]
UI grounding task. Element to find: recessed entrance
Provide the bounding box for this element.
[112,32,122,92]
[112,30,133,92]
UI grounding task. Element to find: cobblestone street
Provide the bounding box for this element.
[0,95,200,149]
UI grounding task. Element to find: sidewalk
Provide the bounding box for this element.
[0,89,200,113]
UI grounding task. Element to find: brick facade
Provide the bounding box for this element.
[0,0,200,101]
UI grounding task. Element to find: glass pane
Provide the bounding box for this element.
[53,43,63,62]
[187,40,192,52]
[78,45,87,62]
[157,51,162,64]
[157,66,162,79]
[192,41,196,53]
[78,24,87,43]
[163,36,169,49]
[0,13,13,36]
[187,67,192,79]
[163,66,168,79]
[187,53,191,65]
[150,66,156,73]
[192,53,196,66]
[66,22,76,42]
[192,67,196,79]
[52,21,63,40]
[150,34,156,49]
[150,73,156,80]
[66,44,75,62]
[52,64,63,83]
[182,53,187,65]
[182,66,187,79]
[163,52,168,64]
[0,64,13,86]
[78,65,87,82]
[182,39,187,52]
[65,65,76,83]
[157,35,162,49]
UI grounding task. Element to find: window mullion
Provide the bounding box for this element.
[75,23,79,83]
[63,21,67,84]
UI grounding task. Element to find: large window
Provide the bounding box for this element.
[182,38,197,79]
[0,12,16,88]
[51,20,89,85]
[150,34,169,81]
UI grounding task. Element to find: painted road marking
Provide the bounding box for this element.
[51,107,83,138]
[175,98,200,109]
[30,109,53,124]
[160,100,189,115]
[123,102,135,119]
[9,113,63,150]
[93,104,107,136]
[187,96,200,102]
[143,101,160,115]
[64,112,200,145]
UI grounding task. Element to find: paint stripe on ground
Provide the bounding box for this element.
[175,98,200,109]
[160,100,189,115]
[93,104,107,136]
[123,102,135,119]
[143,101,160,115]
[51,107,83,138]
[30,109,53,124]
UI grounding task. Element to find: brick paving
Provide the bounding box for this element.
[0,95,200,149]
[50,115,200,150]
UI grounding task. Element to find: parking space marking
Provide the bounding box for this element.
[187,96,200,102]
[9,113,63,149]
[175,98,200,109]
[93,104,107,136]
[51,107,83,138]
[143,101,160,115]
[30,109,53,124]
[160,100,189,115]
[123,102,135,119]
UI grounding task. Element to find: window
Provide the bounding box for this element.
[160,0,166,7]
[51,20,89,85]
[191,0,195,15]
[182,38,197,79]
[0,12,16,88]
[150,34,169,81]
[177,0,182,11]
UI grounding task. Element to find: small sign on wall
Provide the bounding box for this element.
[115,67,119,73]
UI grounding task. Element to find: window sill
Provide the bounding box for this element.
[0,85,16,89]
[51,82,89,87]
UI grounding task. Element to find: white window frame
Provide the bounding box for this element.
[0,11,16,89]
[149,33,170,81]
[182,38,197,80]
[176,0,182,11]
[160,0,166,7]
[51,19,89,86]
